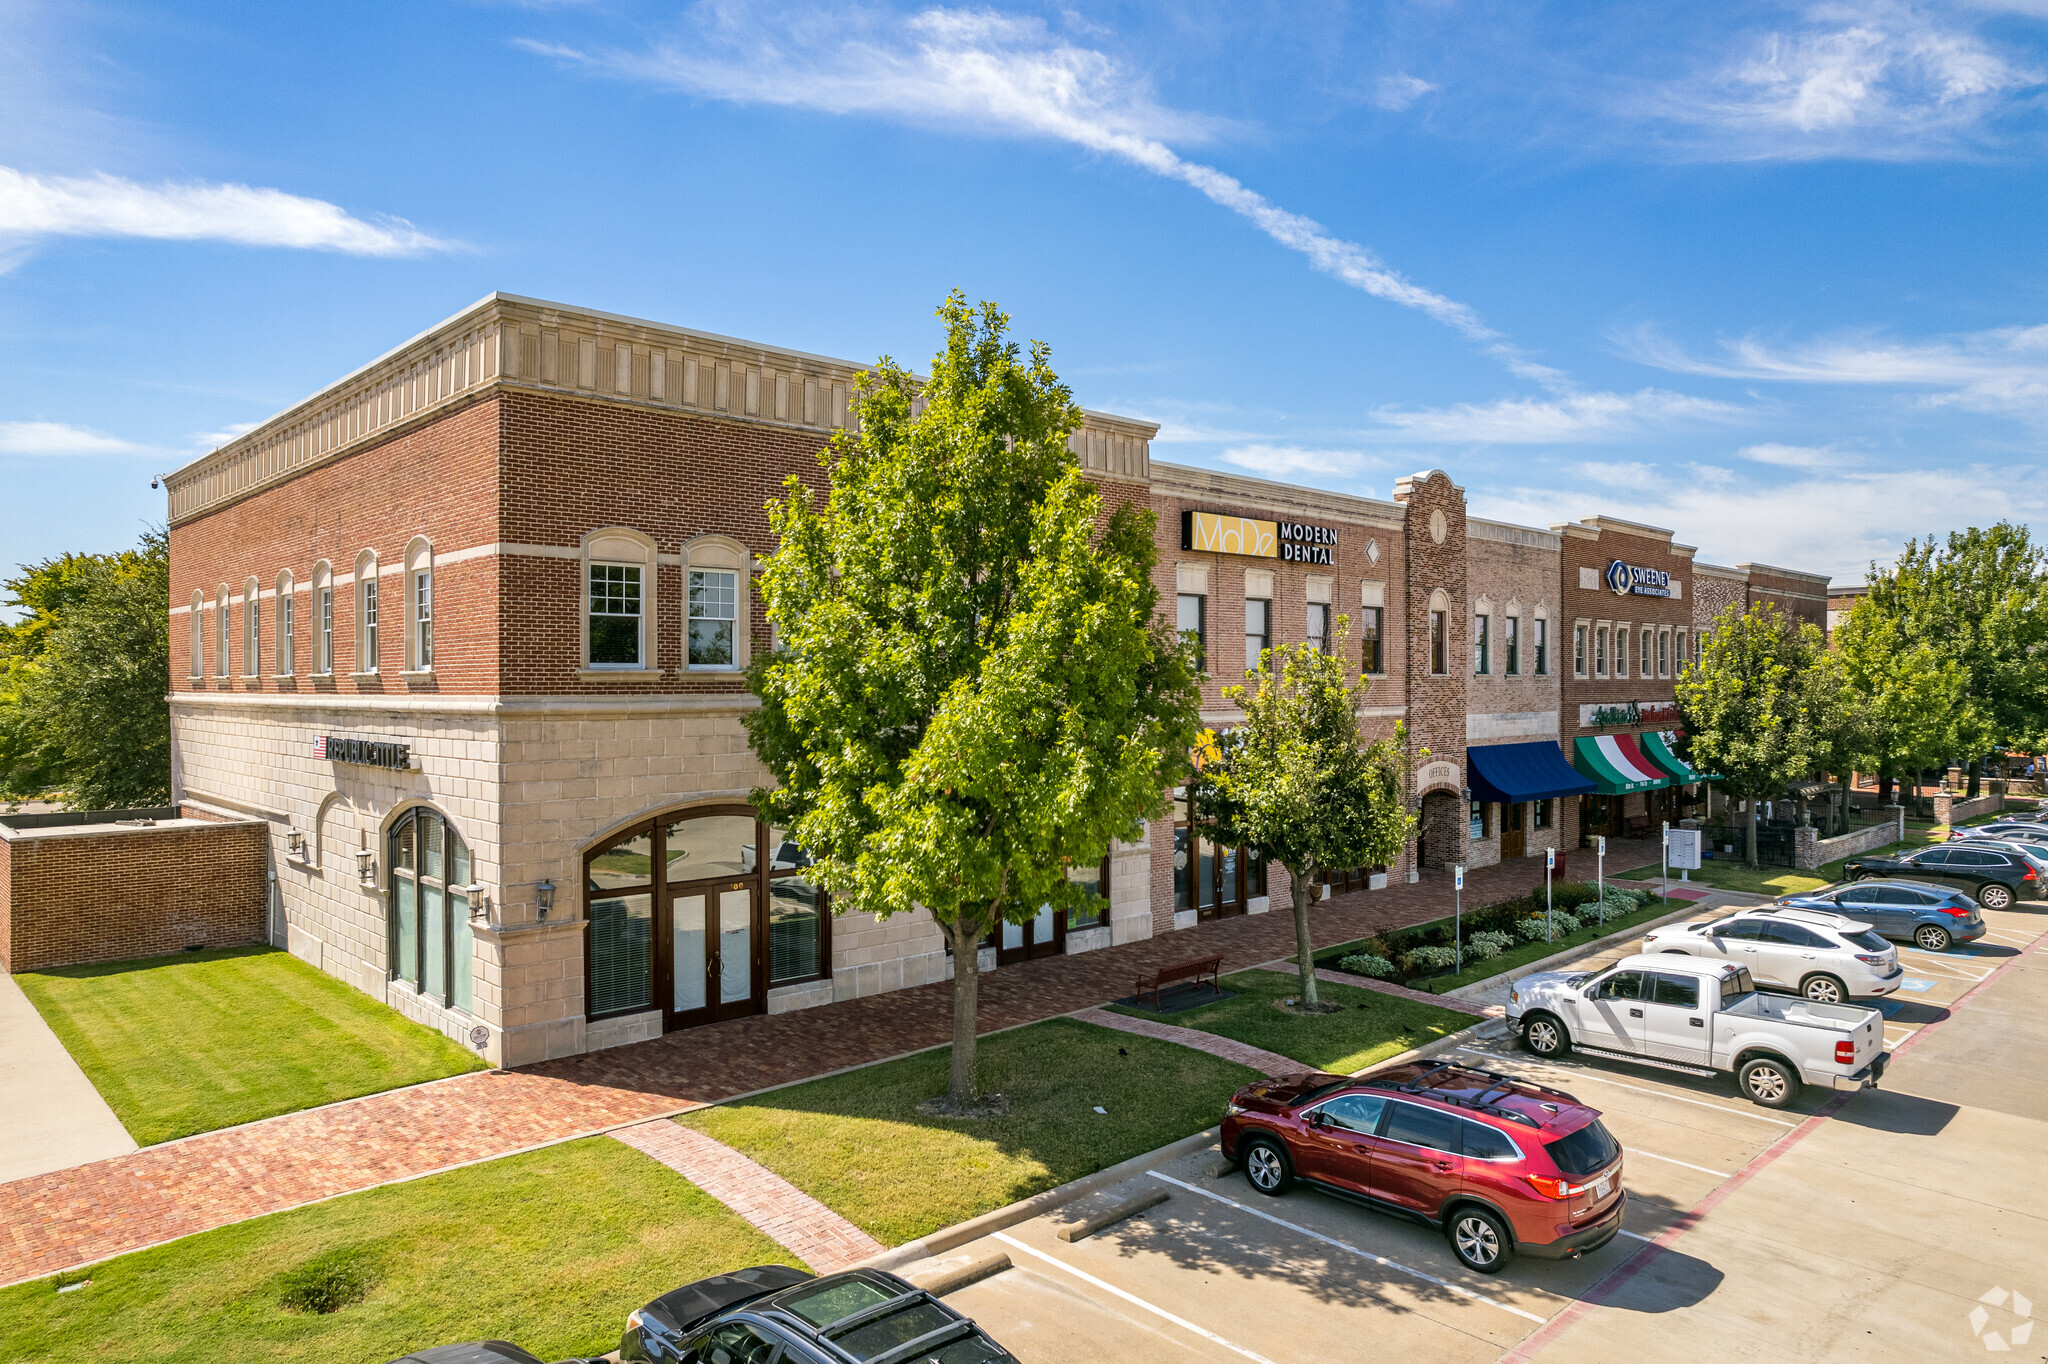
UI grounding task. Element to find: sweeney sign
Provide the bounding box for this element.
[1604,559,1672,597]
[1579,700,1682,729]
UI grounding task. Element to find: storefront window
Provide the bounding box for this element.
[766,823,828,986]
[1469,801,1487,839]
[1245,598,1270,675]
[1177,593,1206,673]
[388,807,475,1013]
[590,563,643,667]
[1473,613,1489,674]
[1067,859,1111,929]
[665,815,753,880]
[1505,616,1519,675]
[689,569,737,667]
[1534,799,1552,830]
[1361,606,1382,673]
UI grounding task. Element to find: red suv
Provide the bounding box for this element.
[1220,1061,1627,1273]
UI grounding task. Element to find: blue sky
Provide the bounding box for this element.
[4,0,2047,604]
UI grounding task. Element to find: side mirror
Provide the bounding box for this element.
[1308,1109,1327,1127]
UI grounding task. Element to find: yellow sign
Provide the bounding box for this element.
[1185,511,1276,558]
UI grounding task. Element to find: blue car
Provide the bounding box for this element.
[1778,879,1988,952]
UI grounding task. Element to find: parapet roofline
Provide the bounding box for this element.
[1737,561,1833,584]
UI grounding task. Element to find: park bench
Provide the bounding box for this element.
[1133,954,1224,1011]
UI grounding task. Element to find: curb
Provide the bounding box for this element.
[857,1126,1223,1272]
[1440,901,1711,1001]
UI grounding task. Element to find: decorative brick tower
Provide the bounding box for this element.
[1394,471,1469,876]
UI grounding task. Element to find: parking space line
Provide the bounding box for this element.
[1896,953,1992,980]
[1451,1049,1798,1127]
[1622,1147,1732,1178]
[991,1232,1281,1363]
[1148,1172,1549,1324]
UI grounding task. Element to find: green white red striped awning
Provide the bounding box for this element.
[1572,734,1672,794]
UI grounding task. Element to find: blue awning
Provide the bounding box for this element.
[1468,740,1598,804]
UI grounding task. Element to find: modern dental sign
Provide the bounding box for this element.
[1604,558,1672,598]
[1183,510,1338,565]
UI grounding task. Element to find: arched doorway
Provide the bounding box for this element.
[387,805,476,1015]
[1417,790,1462,870]
[584,806,829,1033]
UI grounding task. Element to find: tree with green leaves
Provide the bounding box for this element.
[0,529,171,808]
[1834,595,1967,822]
[746,295,1203,1108]
[1192,620,1415,1011]
[1868,523,2048,795]
[1676,601,1819,867]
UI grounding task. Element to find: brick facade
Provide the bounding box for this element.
[1,816,269,973]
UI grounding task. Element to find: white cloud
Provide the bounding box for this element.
[1220,443,1375,479]
[1367,388,1744,444]
[1633,2,2045,159]
[0,166,452,258]
[1474,463,2046,583]
[1565,459,1661,489]
[0,419,146,455]
[191,421,263,450]
[1620,322,2048,423]
[1372,73,1437,112]
[522,9,1502,346]
[1739,442,1846,468]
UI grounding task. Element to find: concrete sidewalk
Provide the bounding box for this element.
[0,974,136,1182]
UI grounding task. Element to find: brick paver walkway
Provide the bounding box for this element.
[1072,1006,1302,1076]
[610,1120,884,1272]
[0,841,1657,1286]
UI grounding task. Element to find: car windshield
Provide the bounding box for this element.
[1544,1119,1621,1177]
[1844,928,1889,951]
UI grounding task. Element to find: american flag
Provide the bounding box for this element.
[314,736,328,759]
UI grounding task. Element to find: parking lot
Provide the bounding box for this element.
[932,899,2048,1362]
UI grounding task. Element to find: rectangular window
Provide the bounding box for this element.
[280,595,294,675]
[1642,628,1653,679]
[1573,623,1586,677]
[1177,593,1206,673]
[689,568,737,667]
[1307,602,1330,654]
[1534,799,1552,830]
[189,609,202,678]
[319,588,333,673]
[1245,598,1270,675]
[1658,629,1669,677]
[1360,606,1383,673]
[1505,616,1519,675]
[1473,613,1489,674]
[363,579,380,672]
[246,599,260,676]
[1615,625,1628,679]
[217,602,228,677]
[1678,629,1690,669]
[415,570,434,670]
[589,563,642,667]
[1534,619,1548,675]
[1430,610,1446,674]
[1595,625,1609,677]
[1469,801,1487,840]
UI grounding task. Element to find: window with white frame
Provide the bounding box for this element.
[1534,617,1549,675]
[404,539,434,672]
[1615,622,1630,679]
[1573,622,1587,677]
[1505,615,1520,675]
[1306,602,1330,654]
[1642,627,1654,680]
[1658,628,1670,677]
[243,577,260,676]
[356,553,381,673]
[1473,612,1490,674]
[189,591,204,677]
[1595,624,1609,677]
[689,569,737,667]
[216,585,229,676]
[277,571,295,675]
[582,528,658,672]
[313,561,334,674]
[590,564,643,666]
[1678,628,1691,669]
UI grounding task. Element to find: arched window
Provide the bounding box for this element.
[276,569,296,676]
[355,550,381,674]
[216,583,230,677]
[312,560,334,674]
[585,806,827,1028]
[404,536,433,672]
[189,590,204,677]
[389,806,475,1013]
[242,575,261,677]
[683,535,750,671]
[581,527,657,672]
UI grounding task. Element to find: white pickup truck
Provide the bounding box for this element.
[1505,953,1887,1108]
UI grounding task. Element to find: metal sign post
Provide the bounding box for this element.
[1661,820,1670,899]
[1453,863,1465,973]
[1596,834,1607,911]
[1545,846,1555,942]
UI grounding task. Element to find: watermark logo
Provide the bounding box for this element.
[1968,1286,2032,1350]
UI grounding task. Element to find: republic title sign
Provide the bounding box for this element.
[1183,510,1338,565]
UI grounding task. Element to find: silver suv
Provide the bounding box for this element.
[1639,907,1902,1004]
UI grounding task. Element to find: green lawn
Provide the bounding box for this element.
[0,1137,789,1364]
[1109,969,1475,1074]
[1615,829,1940,899]
[17,945,487,1145]
[1313,897,1687,996]
[681,1017,1253,1247]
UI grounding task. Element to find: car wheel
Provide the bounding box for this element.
[1978,883,2013,910]
[1447,1205,1513,1274]
[1914,924,1952,951]
[1521,1011,1570,1059]
[1241,1137,1293,1197]
[1737,1056,1800,1109]
[1801,974,1848,1005]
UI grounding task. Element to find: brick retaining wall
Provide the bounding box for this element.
[0,813,271,972]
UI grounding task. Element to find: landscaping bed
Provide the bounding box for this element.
[1108,969,1474,1075]
[1309,880,1678,995]
[0,1137,785,1364]
[17,945,487,1145]
[680,1016,1254,1247]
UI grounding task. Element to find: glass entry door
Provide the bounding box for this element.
[996,900,1064,966]
[667,879,759,1028]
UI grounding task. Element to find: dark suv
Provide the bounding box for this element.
[619,1266,1017,1364]
[1220,1061,1626,1273]
[1841,844,2036,909]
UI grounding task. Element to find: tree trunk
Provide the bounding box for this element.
[945,914,983,1104]
[1745,800,1758,868]
[1878,770,1893,807]
[1290,864,1320,1010]
[1967,756,1982,799]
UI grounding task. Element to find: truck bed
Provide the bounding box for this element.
[1720,992,1874,1032]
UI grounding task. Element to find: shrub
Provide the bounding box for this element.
[1467,930,1514,960]
[1517,911,1577,943]
[277,1245,381,1315]
[1336,952,1396,980]
[1550,880,1602,911]
[1408,944,1460,972]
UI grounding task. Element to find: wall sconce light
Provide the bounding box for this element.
[354,848,377,888]
[461,884,491,921]
[285,828,305,859]
[535,879,555,921]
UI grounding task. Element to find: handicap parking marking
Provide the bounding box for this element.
[1896,977,1937,992]
[1146,1173,1550,1324]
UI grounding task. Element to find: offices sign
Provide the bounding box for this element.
[1605,559,1672,598]
[1183,510,1338,565]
